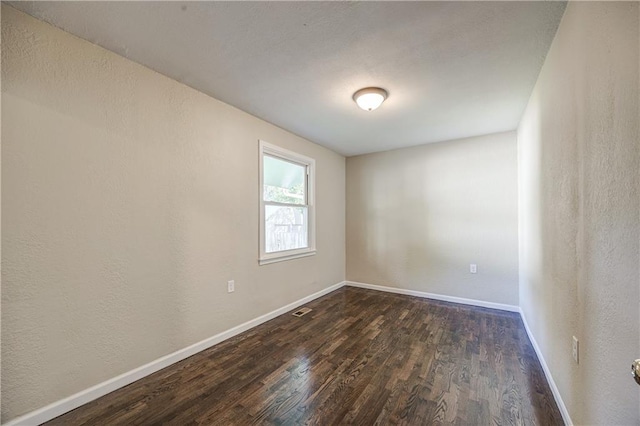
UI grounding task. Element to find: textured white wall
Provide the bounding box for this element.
[346,132,519,306]
[0,3,3,420]
[1,6,345,421]
[518,2,639,424]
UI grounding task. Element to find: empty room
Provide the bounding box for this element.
[1,1,639,425]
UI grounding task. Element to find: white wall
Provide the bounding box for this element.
[346,132,519,306]
[518,2,639,424]
[0,3,3,420]
[1,6,345,421]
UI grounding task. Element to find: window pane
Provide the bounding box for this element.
[265,205,308,253]
[263,155,306,204]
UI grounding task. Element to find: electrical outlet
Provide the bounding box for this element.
[227,280,235,293]
[470,264,477,274]
[572,336,579,363]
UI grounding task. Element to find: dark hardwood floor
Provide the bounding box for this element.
[45,287,563,425]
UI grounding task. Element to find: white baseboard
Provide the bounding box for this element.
[4,281,347,426]
[6,280,571,426]
[345,281,520,312]
[346,281,571,423]
[519,309,573,426]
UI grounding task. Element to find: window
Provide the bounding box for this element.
[259,140,315,265]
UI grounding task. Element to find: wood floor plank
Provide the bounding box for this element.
[44,287,564,425]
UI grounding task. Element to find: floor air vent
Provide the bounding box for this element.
[292,307,312,317]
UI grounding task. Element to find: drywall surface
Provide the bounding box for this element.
[1,6,345,421]
[7,1,567,156]
[0,4,3,419]
[346,131,519,305]
[518,2,639,424]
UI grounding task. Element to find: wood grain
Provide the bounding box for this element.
[45,287,563,425]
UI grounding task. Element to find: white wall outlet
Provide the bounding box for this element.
[572,336,579,363]
[227,280,235,293]
[470,264,477,274]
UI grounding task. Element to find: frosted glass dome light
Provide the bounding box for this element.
[353,87,388,111]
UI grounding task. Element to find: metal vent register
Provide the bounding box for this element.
[292,307,312,317]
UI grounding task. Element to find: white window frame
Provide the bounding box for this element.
[259,140,316,265]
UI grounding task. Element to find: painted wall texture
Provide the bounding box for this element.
[1,6,345,421]
[346,132,519,306]
[518,2,639,424]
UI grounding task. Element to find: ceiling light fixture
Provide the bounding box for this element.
[353,87,388,111]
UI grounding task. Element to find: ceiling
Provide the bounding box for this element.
[9,1,566,156]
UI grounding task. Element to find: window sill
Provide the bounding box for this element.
[259,250,316,265]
